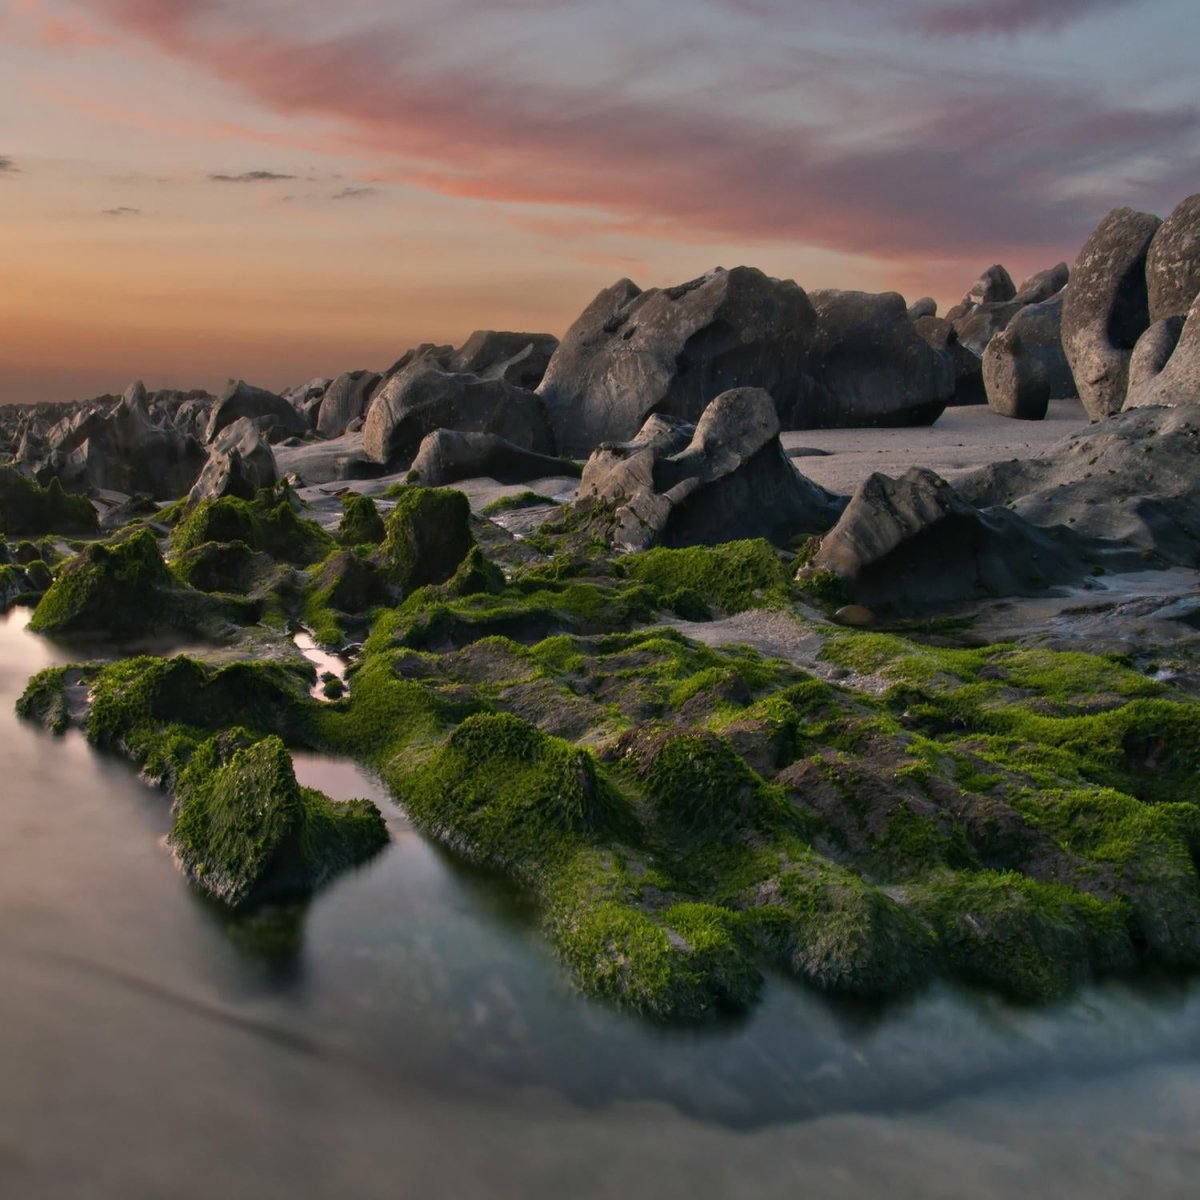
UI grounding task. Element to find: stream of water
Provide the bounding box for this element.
[2,606,1199,1198]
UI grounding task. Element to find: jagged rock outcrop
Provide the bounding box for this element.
[1146,193,1200,323]
[963,265,1017,308]
[914,316,986,405]
[188,417,278,503]
[410,429,581,487]
[537,268,821,455]
[806,290,952,427]
[1013,262,1070,305]
[808,467,1134,611]
[362,366,552,465]
[1062,207,1162,419]
[316,370,382,440]
[983,295,1077,421]
[957,404,1200,565]
[1123,293,1200,410]
[450,330,559,388]
[205,380,308,444]
[575,387,841,551]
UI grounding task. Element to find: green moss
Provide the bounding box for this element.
[377,486,475,593]
[625,540,794,617]
[170,732,387,909]
[0,468,97,537]
[793,568,851,611]
[337,493,386,547]
[170,488,334,567]
[15,666,72,734]
[480,491,555,516]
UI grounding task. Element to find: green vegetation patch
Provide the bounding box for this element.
[0,468,97,537]
[170,487,334,567]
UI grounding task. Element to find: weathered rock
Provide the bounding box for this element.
[99,494,160,533]
[1124,293,1200,409]
[1146,193,1200,323]
[914,316,986,405]
[205,380,308,444]
[811,467,1130,610]
[806,290,952,426]
[188,417,278,503]
[410,429,581,487]
[907,297,937,321]
[450,330,559,388]
[1061,206,1162,419]
[983,295,1077,421]
[952,301,1025,356]
[377,487,476,592]
[538,268,820,455]
[957,405,1200,565]
[963,264,1016,307]
[575,388,841,551]
[363,367,552,465]
[1013,262,1070,305]
[316,370,382,440]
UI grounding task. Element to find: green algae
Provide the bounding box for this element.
[170,488,334,567]
[379,487,474,592]
[337,493,386,547]
[0,469,97,537]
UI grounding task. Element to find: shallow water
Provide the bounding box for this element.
[2,606,1199,1198]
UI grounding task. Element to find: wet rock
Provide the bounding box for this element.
[983,295,1077,421]
[188,417,278,503]
[316,370,382,440]
[806,290,953,427]
[537,267,820,455]
[1146,193,1200,323]
[410,429,581,487]
[833,604,876,627]
[1124,293,1200,409]
[1062,206,1162,419]
[575,387,841,551]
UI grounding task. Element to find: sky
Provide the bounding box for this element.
[1,0,1197,404]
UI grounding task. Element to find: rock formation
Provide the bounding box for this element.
[982,295,1076,420]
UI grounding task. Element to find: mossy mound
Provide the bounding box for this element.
[378,486,474,592]
[170,733,386,909]
[28,529,216,637]
[338,493,386,547]
[173,539,271,594]
[170,488,334,567]
[0,468,97,537]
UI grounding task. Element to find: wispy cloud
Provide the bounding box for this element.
[100,205,141,216]
[916,0,1133,37]
[332,185,379,200]
[0,156,19,174]
[208,169,295,183]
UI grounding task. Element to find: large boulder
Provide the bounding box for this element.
[410,429,581,487]
[205,380,308,444]
[1013,262,1070,305]
[1061,207,1162,419]
[537,267,820,455]
[316,370,382,440]
[188,417,278,503]
[1123,293,1200,409]
[1146,193,1200,323]
[363,366,552,465]
[952,301,1025,356]
[806,290,952,426]
[809,467,1131,611]
[377,487,476,592]
[575,388,841,551]
[907,297,937,321]
[983,295,1077,421]
[914,317,985,406]
[450,330,559,388]
[963,264,1016,307]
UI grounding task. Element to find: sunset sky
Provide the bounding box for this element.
[2,0,1197,404]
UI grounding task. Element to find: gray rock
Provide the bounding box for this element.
[952,301,1025,356]
[410,429,581,487]
[1146,193,1200,323]
[188,417,278,503]
[1013,263,1070,305]
[362,366,553,466]
[575,387,841,551]
[907,297,937,321]
[450,330,559,388]
[1125,316,1187,399]
[983,295,1077,421]
[537,267,820,455]
[964,265,1016,307]
[806,290,952,426]
[1061,206,1162,419]
[205,380,308,443]
[914,316,986,406]
[316,370,382,440]
[1124,293,1200,409]
[811,466,1131,611]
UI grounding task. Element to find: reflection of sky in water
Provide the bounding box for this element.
[2,608,1200,1197]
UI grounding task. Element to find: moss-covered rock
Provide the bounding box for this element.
[337,493,386,547]
[0,468,97,537]
[170,488,334,567]
[173,539,269,594]
[378,486,474,592]
[169,733,387,909]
